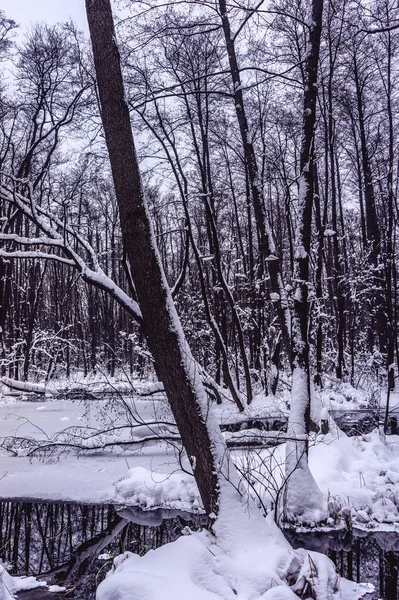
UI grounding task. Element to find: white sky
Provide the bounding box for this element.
[2,0,89,33]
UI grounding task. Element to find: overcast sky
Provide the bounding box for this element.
[2,0,89,33]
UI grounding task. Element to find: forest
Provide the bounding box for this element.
[1,0,397,396]
[0,0,399,599]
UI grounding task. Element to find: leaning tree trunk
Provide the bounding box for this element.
[284,0,326,524]
[85,0,224,517]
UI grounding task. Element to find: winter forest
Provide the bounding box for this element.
[1,0,399,598]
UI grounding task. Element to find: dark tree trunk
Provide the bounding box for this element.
[85,0,222,517]
[353,53,386,358]
[354,56,380,259]
[384,30,395,393]
[291,0,324,378]
[313,161,324,388]
[218,0,290,379]
[327,83,346,380]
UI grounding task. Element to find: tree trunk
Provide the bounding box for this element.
[384,29,395,393]
[284,0,326,524]
[218,0,291,379]
[313,161,324,388]
[85,0,224,517]
[353,53,386,358]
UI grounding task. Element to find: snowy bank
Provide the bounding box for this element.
[97,519,373,600]
[0,563,48,599]
[115,466,203,514]
[99,479,374,600]
[311,428,399,527]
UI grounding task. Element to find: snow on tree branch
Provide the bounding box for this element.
[0,179,143,325]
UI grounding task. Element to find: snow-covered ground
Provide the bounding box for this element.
[96,488,374,600]
[312,428,399,528]
[0,381,393,599]
[96,534,373,600]
[232,426,399,529]
[1,384,399,529]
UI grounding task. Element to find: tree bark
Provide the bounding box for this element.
[85,0,223,517]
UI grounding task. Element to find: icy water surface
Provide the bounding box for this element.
[0,500,194,599]
[285,528,399,599]
[1,500,397,599]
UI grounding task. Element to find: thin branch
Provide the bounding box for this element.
[0,181,143,325]
[233,0,266,41]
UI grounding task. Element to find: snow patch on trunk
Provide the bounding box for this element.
[285,366,327,524]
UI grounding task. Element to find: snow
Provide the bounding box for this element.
[98,456,372,600]
[115,466,202,514]
[0,564,46,599]
[1,377,49,394]
[320,407,329,421]
[97,534,224,600]
[0,371,167,398]
[270,292,281,302]
[0,453,129,504]
[96,506,371,600]
[0,392,265,505]
[1,386,398,532]
[229,420,399,530]
[0,388,385,599]
[297,176,308,205]
[294,245,308,259]
[319,382,372,411]
[311,428,399,527]
[0,562,70,597]
[48,585,67,592]
[285,367,327,524]
[214,391,288,426]
[0,396,183,504]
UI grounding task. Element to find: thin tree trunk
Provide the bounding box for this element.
[353,53,386,358]
[384,30,395,393]
[218,0,291,379]
[138,104,245,411]
[313,161,324,388]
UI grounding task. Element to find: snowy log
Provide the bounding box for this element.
[1,377,48,395]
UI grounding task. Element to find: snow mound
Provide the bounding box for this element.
[97,534,223,600]
[0,563,46,599]
[311,429,399,526]
[319,382,374,411]
[114,466,203,513]
[96,527,372,600]
[102,482,373,600]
